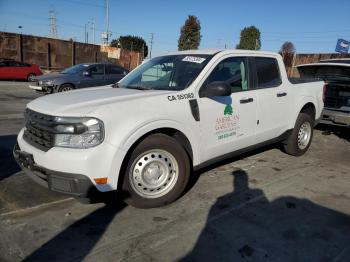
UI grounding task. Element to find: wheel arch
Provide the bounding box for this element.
[116,125,195,192]
[290,97,317,128]
[56,82,76,92]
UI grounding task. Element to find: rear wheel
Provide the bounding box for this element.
[282,112,314,156]
[27,73,36,82]
[122,134,190,208]
[58,84,74,92]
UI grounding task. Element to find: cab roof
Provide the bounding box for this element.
[159,49,280,57]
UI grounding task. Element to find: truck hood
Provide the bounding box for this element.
[27,86,172,116]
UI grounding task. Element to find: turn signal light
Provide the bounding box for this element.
[94,177,108,184]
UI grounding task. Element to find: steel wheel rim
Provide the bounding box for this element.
[61,86,72,92]
[129,149,179,199]
[297,121,311,150]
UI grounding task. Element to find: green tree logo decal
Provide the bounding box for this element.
[224,104,233,115]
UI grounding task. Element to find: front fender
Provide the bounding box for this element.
[119,119,201,166]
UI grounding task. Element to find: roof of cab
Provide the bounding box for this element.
[158,49,280,57]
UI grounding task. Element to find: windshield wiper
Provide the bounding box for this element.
[112,82,119,88]
[126,85,153,90]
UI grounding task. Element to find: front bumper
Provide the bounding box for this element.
[29,84,53,93]
[13,143,95,197]
[321,109,350,127]
[16,128,126,193]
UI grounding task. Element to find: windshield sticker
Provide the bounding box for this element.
[182,56,206,64]
[83,64,89,67]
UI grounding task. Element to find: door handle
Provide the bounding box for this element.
[240,97,254,104]
[277,92,287,97]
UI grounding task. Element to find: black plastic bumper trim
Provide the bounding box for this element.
[13,143,96,197]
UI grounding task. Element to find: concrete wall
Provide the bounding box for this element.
[0,32,142,71]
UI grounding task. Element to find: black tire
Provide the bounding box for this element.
[122,134,191,208]
[58,84,74,92]
[282,112,314,156]
[27,73,36,82]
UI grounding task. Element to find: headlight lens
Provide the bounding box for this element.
[53,117,104,149]
[41,80,53,86]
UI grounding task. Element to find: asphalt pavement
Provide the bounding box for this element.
[0,81,349,261]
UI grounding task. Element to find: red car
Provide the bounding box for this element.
[0,60,43,81]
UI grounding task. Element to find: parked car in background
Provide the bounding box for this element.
[0,59,43,81]
[297,59,350,127]
[29,62,129,93]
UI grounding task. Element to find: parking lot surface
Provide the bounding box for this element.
[0,81,349,261]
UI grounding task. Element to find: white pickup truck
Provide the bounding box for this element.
[14,50,324,208]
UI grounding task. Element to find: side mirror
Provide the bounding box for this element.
[199,81,231,98]
[83,71,91,76]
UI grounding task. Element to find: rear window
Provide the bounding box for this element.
[255,57,282,88]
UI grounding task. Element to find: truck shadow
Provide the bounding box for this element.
[182,169,350,261]
[316,124,349,142]
[24,200,127,262]
[0,134,20,181]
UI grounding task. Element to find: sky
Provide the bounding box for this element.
[1,0,350,57]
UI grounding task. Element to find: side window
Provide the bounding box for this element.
[255,57,282,88]
[88,65,104,75]
[205,57,248,93]
[107,65,123,74]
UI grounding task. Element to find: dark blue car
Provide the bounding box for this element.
[30,62,129,93]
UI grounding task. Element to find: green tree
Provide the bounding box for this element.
[110,35,148,58]
[178,15,201,51]
[236,26,261,50]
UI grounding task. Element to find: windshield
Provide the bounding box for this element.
[298,65,350,81]
[119,54,212,91]
[61,64,90,74]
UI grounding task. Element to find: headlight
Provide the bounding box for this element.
[41,80,54,86]
[53,117,104,149]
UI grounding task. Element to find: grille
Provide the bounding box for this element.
[23,109,56,151]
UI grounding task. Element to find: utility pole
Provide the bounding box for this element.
[91,18,95,44]
[84,23,86,43]
[105,0,110,45]
[49,9,58,38]
[149,33,154,58]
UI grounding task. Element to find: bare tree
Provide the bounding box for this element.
[279,41,296,68]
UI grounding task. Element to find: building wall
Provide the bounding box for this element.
[0,32,142,71]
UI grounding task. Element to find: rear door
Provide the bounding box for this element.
[105,64,127,85]
[198,56,258,162]
[253,57,291,143]
[80,64,106,87]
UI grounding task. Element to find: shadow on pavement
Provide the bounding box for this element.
[183,170,350,261]
[0,134,20,181]
[24,201,127,262]
[316,124,349,142]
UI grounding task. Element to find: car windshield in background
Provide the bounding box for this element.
[298,65,350,82]
[61,64,89,74]
[119,54,212,91]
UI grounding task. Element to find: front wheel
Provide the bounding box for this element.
[58,84,74,92]
[122,134,191,208]
[282,112,314,156]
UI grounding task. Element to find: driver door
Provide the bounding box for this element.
[198,56,258,162]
